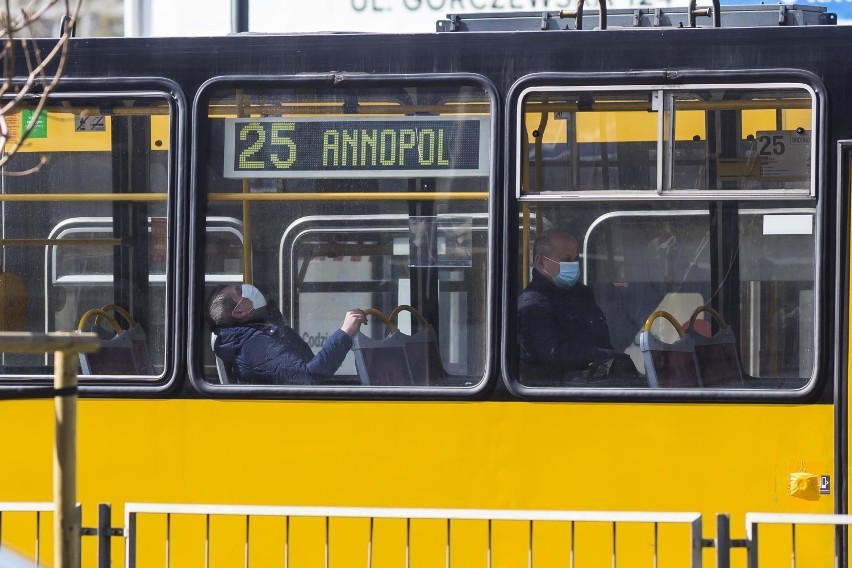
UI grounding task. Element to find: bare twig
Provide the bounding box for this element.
[0,0,81,171]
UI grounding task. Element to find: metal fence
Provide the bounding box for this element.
[123,504,704,568]
[0,502,54,567]
[1,503,851,568]
[743,513,849,568]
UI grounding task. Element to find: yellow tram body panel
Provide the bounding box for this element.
[0,399,834,566]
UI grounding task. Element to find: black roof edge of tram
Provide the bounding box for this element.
[437,3,837,32]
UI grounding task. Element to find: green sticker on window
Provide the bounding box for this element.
[22,109,47,139]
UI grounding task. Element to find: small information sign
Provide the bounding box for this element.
[21,108,47,139]
[756,130,810,180]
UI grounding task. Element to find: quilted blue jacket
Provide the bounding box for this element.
[213,319,352,385]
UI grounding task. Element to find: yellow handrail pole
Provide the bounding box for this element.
[522,111,530,197]
[522,203,530,287]
[242,180,252,283]
[0,191,487,203]
[208,192,488,202]
[533,102,549,195]
[236,90,253,283]
[0,331,99,568]
[0,194,166,202]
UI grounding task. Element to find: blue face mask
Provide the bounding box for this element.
[545,258,581,288]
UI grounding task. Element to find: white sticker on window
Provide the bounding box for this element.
[763,214,813,235]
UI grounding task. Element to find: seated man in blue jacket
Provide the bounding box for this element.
[518,229,633,385]
[206,283,366,385]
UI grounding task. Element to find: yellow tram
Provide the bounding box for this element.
[0,4,847,566]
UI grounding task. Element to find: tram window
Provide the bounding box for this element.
[518,85,815,196]
[0,95,175,381]
[511,201,816,391]
[196,79,493,391]
[509,79,820,393]
[521,90,659,192]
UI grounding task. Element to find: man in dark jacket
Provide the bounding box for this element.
[207,283,366,385]
[517,230,621,385]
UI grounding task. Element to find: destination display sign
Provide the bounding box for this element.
[223,116,489,178]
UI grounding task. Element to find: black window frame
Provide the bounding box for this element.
[0,77,187,396]
[188,73,499,400]
[502,69,830,402]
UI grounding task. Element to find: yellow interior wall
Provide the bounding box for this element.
[3,112,170,153]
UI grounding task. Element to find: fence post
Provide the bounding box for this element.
[54,348,79,568]
[746,521,758,568]
[126,511,137,568]
[715,514,730,568]
[99,503,112,568]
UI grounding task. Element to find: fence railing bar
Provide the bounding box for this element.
[35,510,41,567]
[790,523,796,568]
[122,503,701,524]
[367,517,374,568]
[284,516,289,568]
[570,521,575,568]
[528,521,533,568]
[325,516,329,568]
[612,522,616,568]
[245,515,251,568]
[446,518,451,568]
[487,519,492,568]
[0,511,3,548]
[0,503,55,513]
[746,513,852,526]
[205,514,210,568]
[405,517,411,568]
[654,522,658,568]
[165,512,171,568]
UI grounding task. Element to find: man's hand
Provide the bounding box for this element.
[341,309,368,337]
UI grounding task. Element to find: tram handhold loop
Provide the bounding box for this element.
[560,0,608,31]
[688,0,721,27]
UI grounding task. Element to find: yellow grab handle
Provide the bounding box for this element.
[390,304,429,327]
[688,305,727,329]
[78,309,122,333]
[363,308,396,332]
[100,304,137,327]
[643,310,686,337]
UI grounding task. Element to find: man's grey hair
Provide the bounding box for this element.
[532,229,577,260]
[206,284,237,327]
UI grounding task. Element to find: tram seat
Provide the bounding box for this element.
[352,309,413,386]
[77,306,152,376]
[639,310,701,388]
[390,305,447,386]
[685,306,744,388]
[352,330,413,386]
[210,332,231,385]
[351,306,448,387]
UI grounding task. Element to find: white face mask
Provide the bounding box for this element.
[239,284,266,310]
